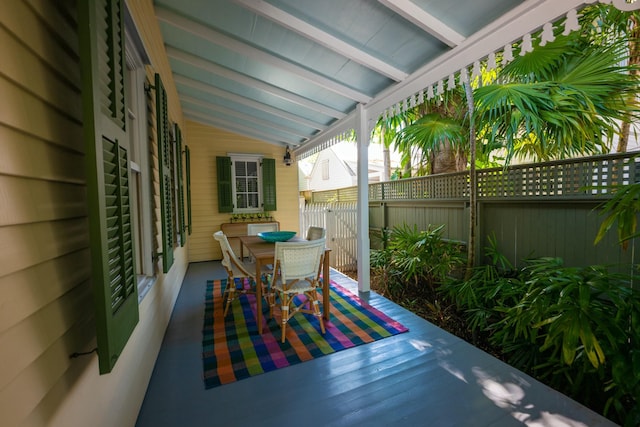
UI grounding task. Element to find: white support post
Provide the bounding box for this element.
[356,104,371,292]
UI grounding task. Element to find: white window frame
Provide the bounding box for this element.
[321,159,330,180]
[229,153,264,213]
[125,10,155,301]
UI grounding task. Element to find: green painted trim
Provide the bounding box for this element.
[79,0,139,374]
[262,158,277,211]
[156,73,174,273]
[217,156,233,213]
[186,145,192,235]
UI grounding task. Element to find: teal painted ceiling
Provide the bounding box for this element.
[150,0,527,149]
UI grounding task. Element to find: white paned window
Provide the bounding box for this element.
[231,154,263,212]
[322,159,330,180]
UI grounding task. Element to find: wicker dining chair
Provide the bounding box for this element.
[269,238,326,343]
[247,222,279,235]
[305,226,326,241]
[213,231,270,317]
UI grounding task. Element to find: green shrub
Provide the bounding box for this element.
[370,224,465,299]
[441,239,640,426]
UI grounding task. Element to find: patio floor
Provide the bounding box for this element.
[135,261,616,426]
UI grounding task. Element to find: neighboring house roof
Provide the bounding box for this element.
[301,142,400,191]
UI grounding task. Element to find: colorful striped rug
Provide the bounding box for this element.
[202,279,408,389]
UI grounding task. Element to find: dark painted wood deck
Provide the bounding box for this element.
[135,261,616,426]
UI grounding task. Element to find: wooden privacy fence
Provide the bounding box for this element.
[299,202,358,271]
[306,152,640,270]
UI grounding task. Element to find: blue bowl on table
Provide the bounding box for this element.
[257,231,296,242]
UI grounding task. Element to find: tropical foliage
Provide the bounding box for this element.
[370,224,465,298]
[438,240,640,426]
[476,35,637,164]
[374,4,640,176]
[596,177,640,249]
[370,227,640,425]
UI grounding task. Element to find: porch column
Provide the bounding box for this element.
[356,103,370,292]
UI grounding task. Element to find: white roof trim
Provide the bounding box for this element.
[367,0,587,121]
[294,112,357,159]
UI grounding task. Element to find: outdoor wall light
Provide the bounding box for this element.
[283,146,293,166]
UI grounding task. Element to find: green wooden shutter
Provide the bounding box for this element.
[156,73,174,273]
[262,158,277,211]
[186,145,192,235]
[176,124,186,246]
[217,156,233,213]
[79,0,139,374]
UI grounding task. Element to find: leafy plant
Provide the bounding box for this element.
[370,228,398,296]
[442,238,640,426]
[370,223,465,299]
[440,234,520,335]
[500,259,640,425]
[595,180,640,249]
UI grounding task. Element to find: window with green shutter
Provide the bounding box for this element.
[217,156,234,213]
[79,0,139,374]
[262,158,277,211]
[216,155,276,212]
[155,73,174,273]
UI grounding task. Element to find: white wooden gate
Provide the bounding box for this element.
[300,201,357,272]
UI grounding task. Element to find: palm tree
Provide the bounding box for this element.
[580,6,640,153]
[394,89,469,175]
[476,33,639,164]
[393,5,640,171]
[374,108,420,178]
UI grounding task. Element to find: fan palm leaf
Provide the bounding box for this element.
[475,39,639,162]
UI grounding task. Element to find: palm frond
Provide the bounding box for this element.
[395,114,467,153]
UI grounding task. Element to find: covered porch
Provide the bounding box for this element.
[135,262,614,426]
[2,1,637,426]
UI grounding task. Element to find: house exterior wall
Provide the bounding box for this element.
[307,149,355,192]
[186,120,300,262]
[0,1,188,426]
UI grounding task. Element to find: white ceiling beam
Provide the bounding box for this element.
[378,0,465,47]
[156,6,372,103]
[173,74,327,132]
[166,46,346,119]
[184,109,299,146]
[181,94,312,140]
[234,0,408,81]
